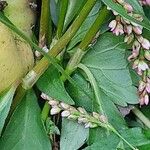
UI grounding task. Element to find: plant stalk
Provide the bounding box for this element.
[39,0,52,46]
[26,0,97,87]
[132,107,150,128]
[60,6,110,81]
[57,0,69,38]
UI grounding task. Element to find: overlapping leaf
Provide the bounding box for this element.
[0,86,16,134]
[37,66,74,105]
[0,90,51,150]
[60,119,89,150]
[82,33,138,106]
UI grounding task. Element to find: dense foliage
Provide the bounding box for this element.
[0,0,150,150]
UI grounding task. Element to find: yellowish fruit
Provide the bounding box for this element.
[0,0,36,92]
[0,23,23,92]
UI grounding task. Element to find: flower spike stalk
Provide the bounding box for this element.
[108,0,150,105]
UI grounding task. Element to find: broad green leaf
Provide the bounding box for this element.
[82,33,138,106]
[37,66,74,105]
[102,0,150,31]
[0,90,51,150]
[0,86,16,134]
[60,118,89,150]
[67,72,127,130]
[85,128,150,150]
[50,0,59,25]
[67,1,102,51]
[64,0,86,29]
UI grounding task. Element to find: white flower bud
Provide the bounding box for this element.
[77,107,87,114]
[92,112,100,119]
[60,102,70,110]
[99,115,108,123]
[48,100,59,106]
[50,106,61,115]
[61,110,70,117]
[68,114,78,120]
[78,117,88,124]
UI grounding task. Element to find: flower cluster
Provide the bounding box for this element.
[41,93,108,129]
[108,0,150,105]
[139,0,150,6]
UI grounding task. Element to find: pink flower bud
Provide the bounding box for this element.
[109,20,117,31]
[138,81,146,92]
[133,26,143,35]
[146,0,150,5]
[138,61,149,71]
[141,38,150,50]
[124,3,133,13]
[144,51,150,61]
[144,94,149,105]
[125,25,133,35]
[113,23,124,36]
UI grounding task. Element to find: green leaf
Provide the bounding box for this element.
[0,86,16,134]
[64,0,86,29]
[82,33,138,106]
[67,1,102,51]
[85,128,150,150]
[102,0,150,31]
[0,90,51,150]
[37,66,74,105]
[67,72,126,130]
[60,118,89,150]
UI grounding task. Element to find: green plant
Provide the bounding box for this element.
[0,0,150,150]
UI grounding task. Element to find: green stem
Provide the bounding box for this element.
[61,6,110,81]
[109,125,138,150]
[132,107,150,128]
[78,63,104,115]
[27,0,97,86]
[41,101,51,122]
[57,0,69,38]
[39,0,52,46]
